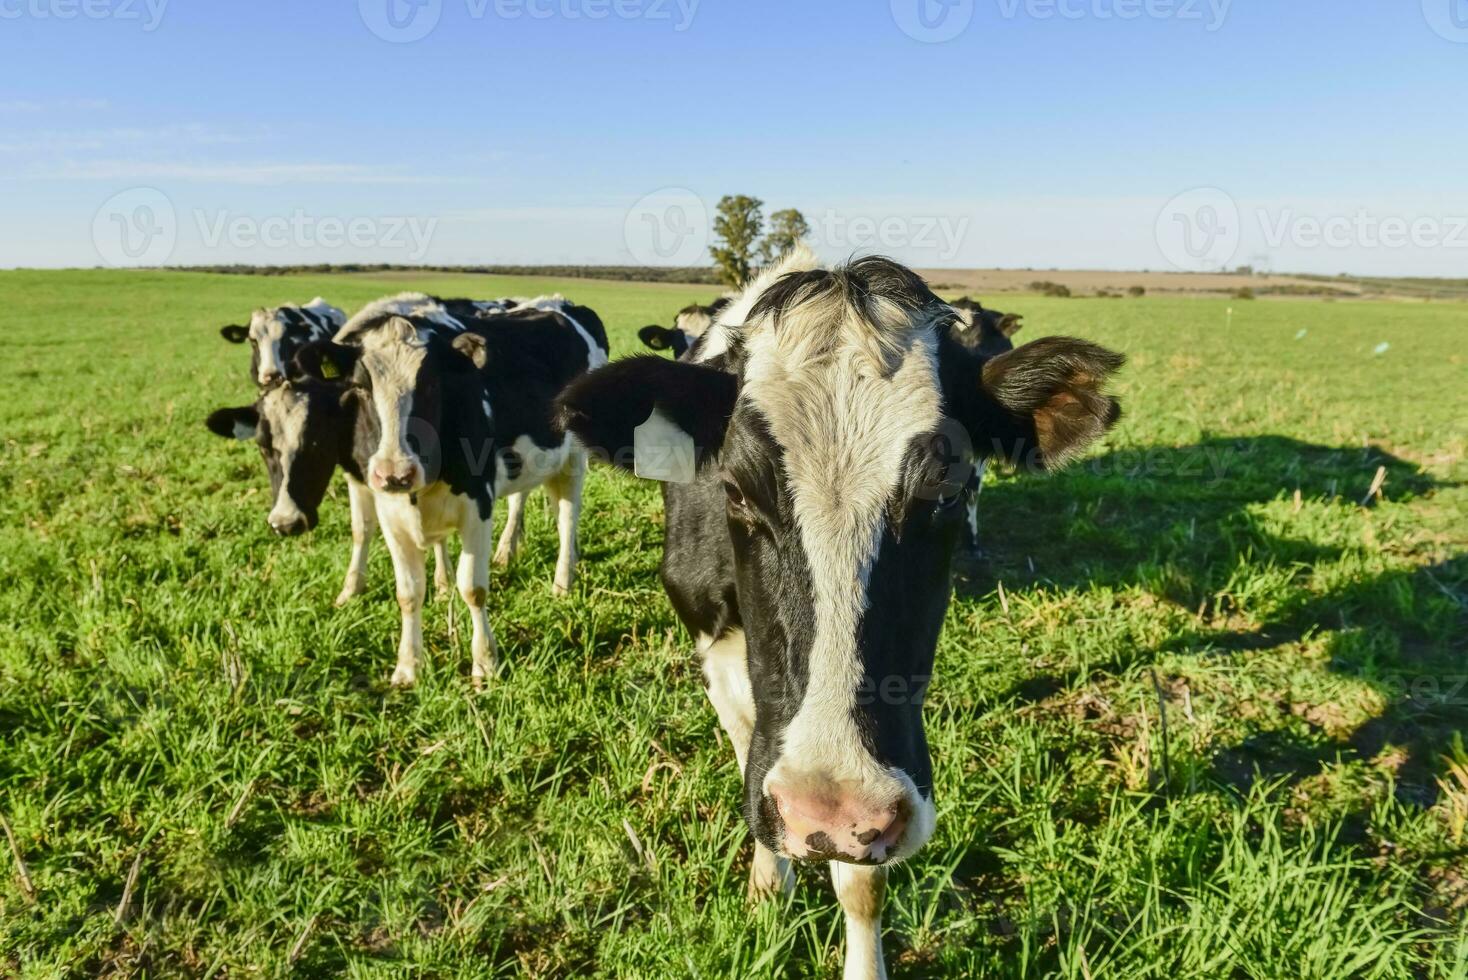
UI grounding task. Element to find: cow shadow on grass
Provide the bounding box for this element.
[958,435,1466,800]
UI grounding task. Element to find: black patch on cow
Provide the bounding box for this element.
[556,355,738,473]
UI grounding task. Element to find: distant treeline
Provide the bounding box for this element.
[170,264,725,284]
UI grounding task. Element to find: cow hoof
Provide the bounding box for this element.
[334,590,356,608]
[493,552,512,569]
[552,582,571,598]
[390,666,417,688]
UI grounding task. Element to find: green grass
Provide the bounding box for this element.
[1,269,1465,978]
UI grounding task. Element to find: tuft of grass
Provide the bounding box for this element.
[1,270,1465,976]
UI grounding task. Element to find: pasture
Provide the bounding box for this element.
[1,269,1465,977]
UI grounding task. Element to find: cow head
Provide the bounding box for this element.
[637,297,733,359]
[311,315,487,494]
[221,307,313,387]
[558,252,1124,867]
[205,378,369,535]
[948,296,1023,359]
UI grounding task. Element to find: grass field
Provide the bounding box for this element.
[1,269,1466,978]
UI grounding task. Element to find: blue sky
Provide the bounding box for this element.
[3,0,1467,274]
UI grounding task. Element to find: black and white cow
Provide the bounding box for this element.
[556,250,1122,980]
[219,297,347,387]
[293,293,608,686]
[637,296,734,359]
[945,296,1025,555]
[206,294,591,607]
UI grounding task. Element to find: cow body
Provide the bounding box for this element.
[207,294,606,623]
[319,294,607,685]
[557,250,1122,979]
[219,297,347,387]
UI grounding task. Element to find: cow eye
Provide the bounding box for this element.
[721,476,746,510]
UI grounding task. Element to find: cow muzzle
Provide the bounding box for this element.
[370,456,424,494]
[762,779,915,865]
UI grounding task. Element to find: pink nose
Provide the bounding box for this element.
[768,785,908,864]
[372,463,419,493]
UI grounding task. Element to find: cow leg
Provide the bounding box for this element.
[432,542,453,597]
[492,492,526,568]
[335,476,377,607]
[699,630,794,900]
[545,451,586,596]
[378,512,426,688]
[457,506,500,687]
[964,458,987,555]
[831,862,888,980]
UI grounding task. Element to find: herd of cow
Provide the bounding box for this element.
[204,249,1124,980]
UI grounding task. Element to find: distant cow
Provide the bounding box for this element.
[206,293,605,616]
[637,296,733,359]
[557,250,1122,980]
[219,298,347,387]
[945,296,1024,555]
[291,293,608,686]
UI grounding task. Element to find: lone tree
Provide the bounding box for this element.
[760,208,810,265]
[710,195,764,288]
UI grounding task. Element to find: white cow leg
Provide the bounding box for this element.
[965,458,986,553]
[546,452,586,596]
[379,516,426,688]
[457,505,500,688]
[432,541,453,597]
[492,492,526,568]
[700,630,793,900]
[832,862,888,980]
[335,477,377,607]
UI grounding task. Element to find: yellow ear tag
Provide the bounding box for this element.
[320,358,340,380]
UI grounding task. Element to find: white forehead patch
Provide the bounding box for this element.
[728,251,947,794]
[358,324,429,462]
[260,383,311,455]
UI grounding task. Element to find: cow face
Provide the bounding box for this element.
[337,316,487,494]
[558,253,1124,867]
[206,380,364,535]
[637,298,733,359]
[948,296,1023,359]
[221,306,337,387]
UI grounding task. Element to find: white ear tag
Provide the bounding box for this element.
[634,407,696,484]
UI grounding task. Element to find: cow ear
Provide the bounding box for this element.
[452,332,489,370]
[220,325,249,343]
[206,406,259,441]
[556,355,738,474]
[967,337,1124,470]
[998,314,1023,338]
[292,341,359,382]
[638,325,673,351]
